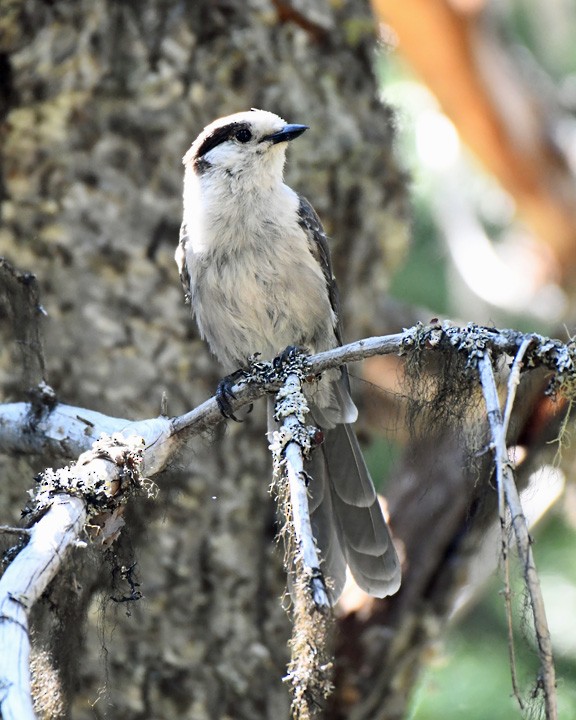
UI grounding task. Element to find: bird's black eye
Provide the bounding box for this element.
[235,128,252,143]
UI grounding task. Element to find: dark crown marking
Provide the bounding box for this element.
[194,122,252,161]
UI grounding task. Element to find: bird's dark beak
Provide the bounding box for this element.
[265,124,309,144]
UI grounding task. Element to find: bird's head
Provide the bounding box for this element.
[183,109,308,187]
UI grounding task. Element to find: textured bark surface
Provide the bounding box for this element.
[0,2,409,718]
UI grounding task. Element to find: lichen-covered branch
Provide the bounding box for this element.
[1,321,575,719]
[0,434,146,719]
[3,321,576,462]
[269,367,333,719]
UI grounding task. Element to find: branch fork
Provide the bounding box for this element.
[478,342,557,720]
[1,322,575,718]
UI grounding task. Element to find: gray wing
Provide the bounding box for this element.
[297,195,354,409]
[176,222,192,305]
[297,195,343,345]
[296,196,401,602]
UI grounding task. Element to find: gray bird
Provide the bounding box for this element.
[176,109,401,602]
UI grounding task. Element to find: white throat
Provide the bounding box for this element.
[183,161,299,255]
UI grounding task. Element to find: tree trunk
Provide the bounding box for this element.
[0,1,409,717]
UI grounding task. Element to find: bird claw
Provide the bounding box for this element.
[217,348,306,420]
[216,370,247,422]
[273,345,304,371]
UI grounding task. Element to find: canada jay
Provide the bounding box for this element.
[176,109,401,602]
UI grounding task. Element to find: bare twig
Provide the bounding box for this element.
[502,337,534,436]
[499,336,533,712]
[478,348,557,720]
[502,531,524,712]
[0,526,31,537]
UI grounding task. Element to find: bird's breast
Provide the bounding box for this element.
[188,219,335,369]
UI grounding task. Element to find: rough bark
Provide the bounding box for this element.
[0,2,409,718]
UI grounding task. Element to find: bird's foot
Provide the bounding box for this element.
[273,345,306,372]
[216,369,249,421]
[217,350,310,420]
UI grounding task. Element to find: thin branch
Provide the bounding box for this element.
[502,530,524,713]
[478,349,557,720]
[499,336,533,713]
[502,337,534,436]
[0,526,31,537]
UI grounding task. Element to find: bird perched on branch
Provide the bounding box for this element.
[176,109,400,602]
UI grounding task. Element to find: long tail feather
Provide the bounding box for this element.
[308,423,401,601]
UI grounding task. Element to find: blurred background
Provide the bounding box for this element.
[372,0,576,717]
